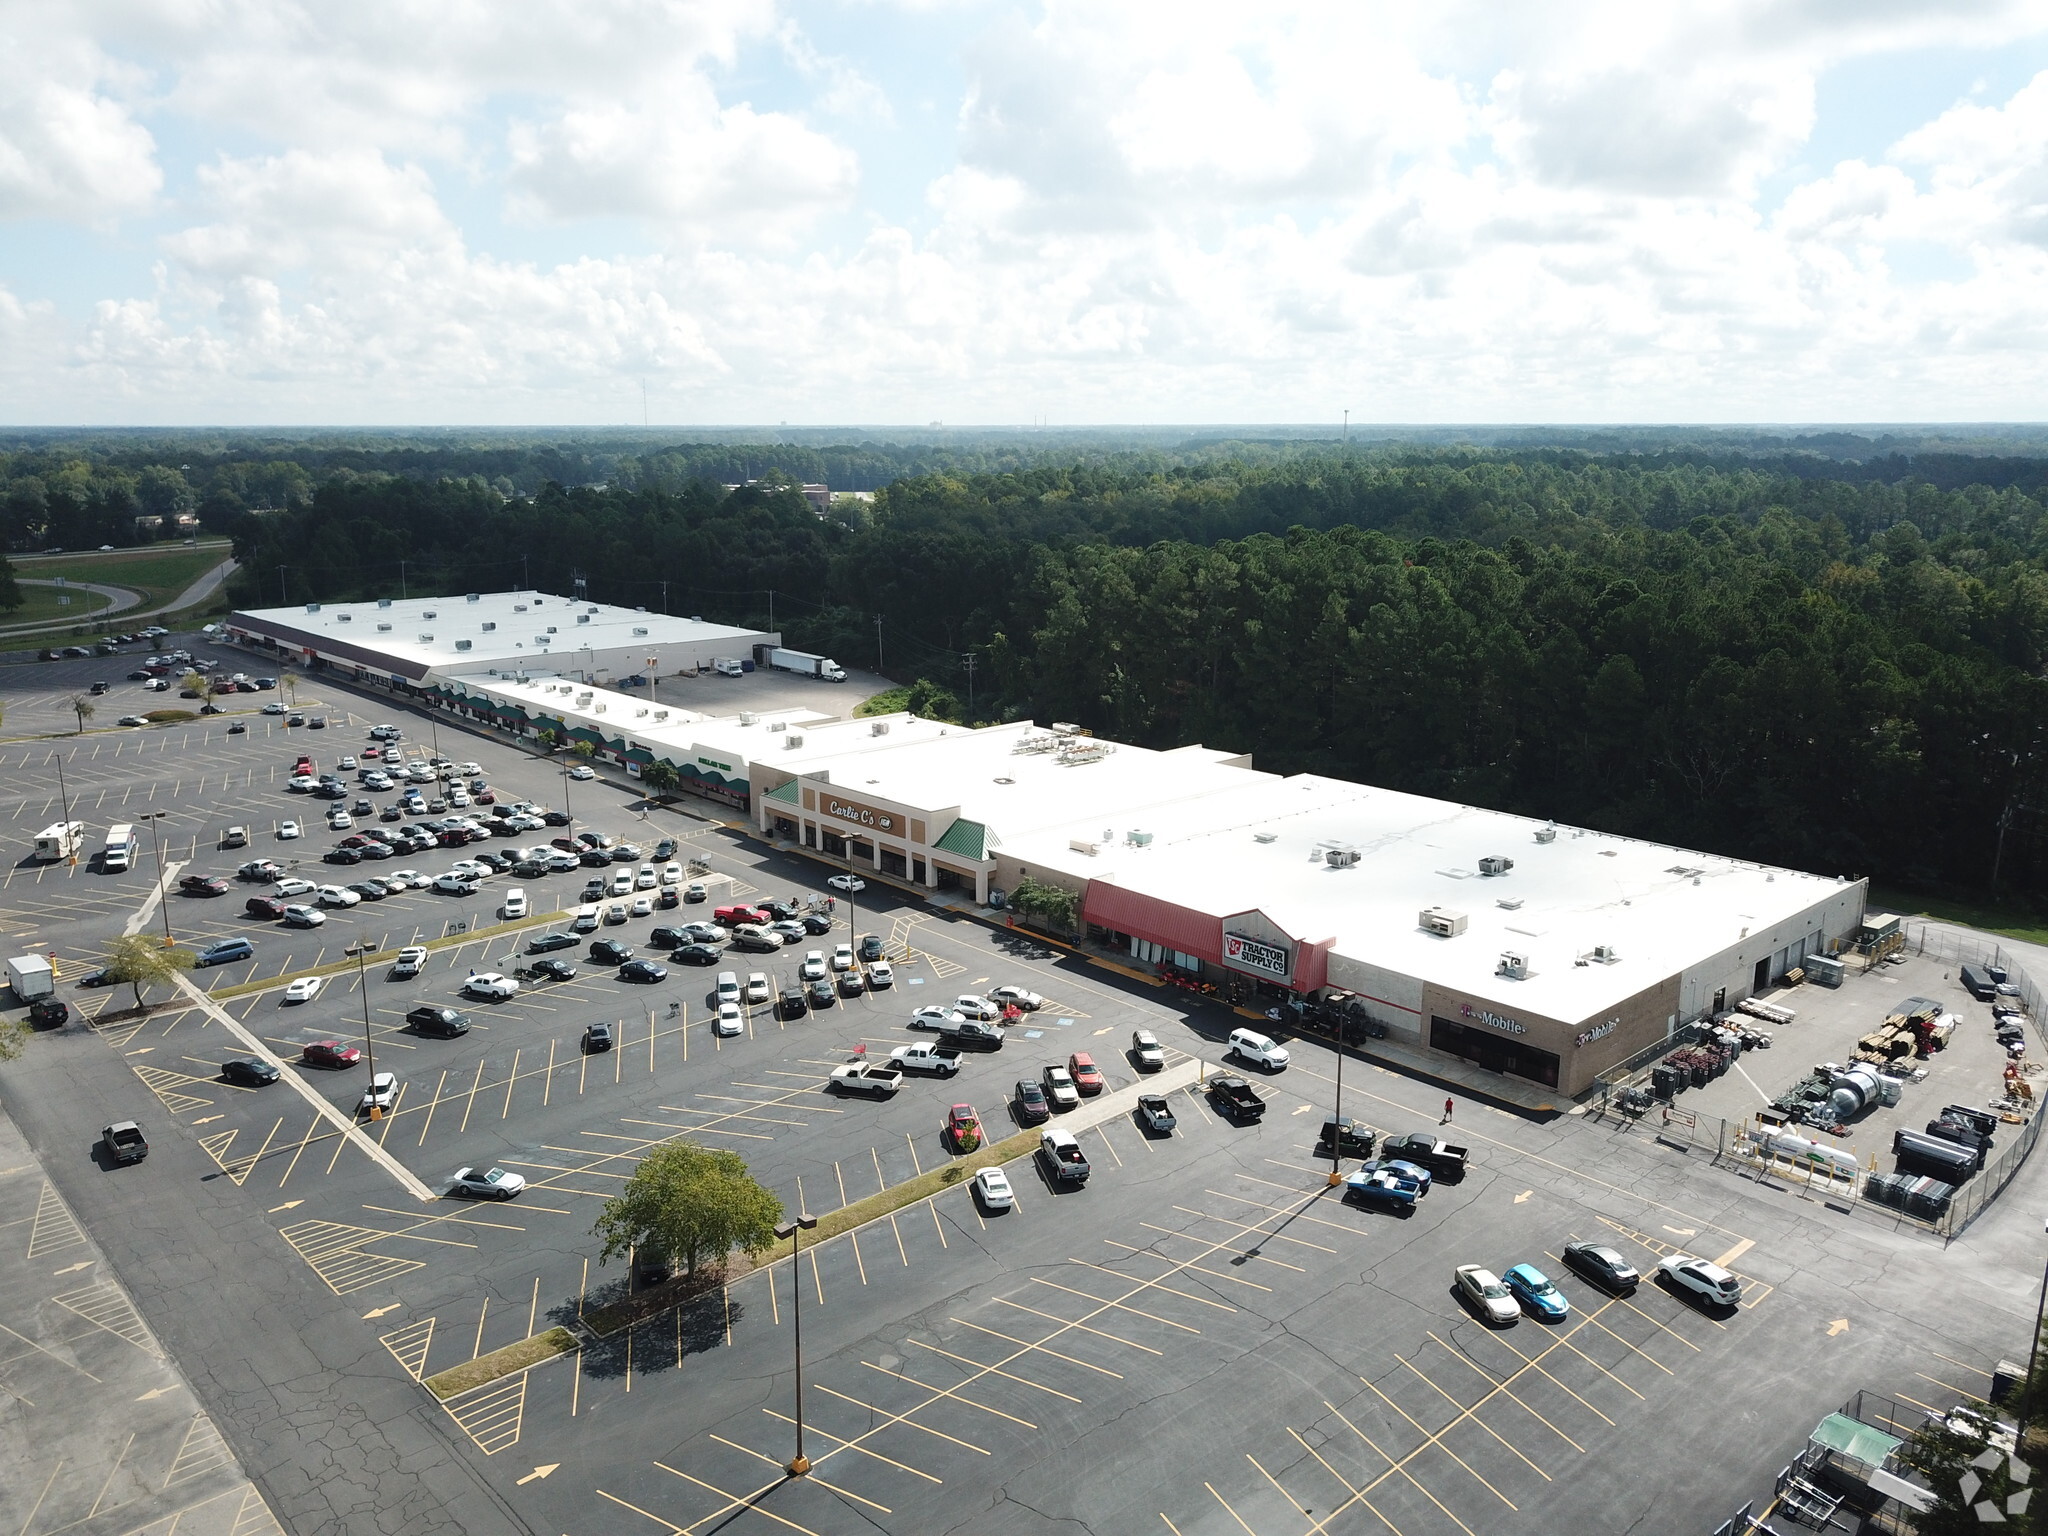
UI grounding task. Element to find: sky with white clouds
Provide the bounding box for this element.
[4,0,2048,426]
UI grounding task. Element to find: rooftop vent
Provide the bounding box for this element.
[376,622,392,632]
[305,602,321,613]
[1420,907,1467,937]
[632,627,648,637]
[577,614,590,624]
[635,606,647,613]
[466,593,480,603]
[1254,832,1277,843]
[1534,825,1557,844]
[1479,856,1514,877]
[1068,838,1100,856]
[481,621,496,632]
[587,606,598,614]
[1589,945,1621,964]
[454,638,471,651]
[419,632,434,642]
[870,721,890,736]
[377,599,392,608]
[739,712,758,726]
[535,636,549,645]
[1127,830,1153,846]
[423,610,437,620]
[547,625,557,634]
[1497,897,1523,910]
[336,613,352,622]
[785,733,804,749]
[514,604,528,612]
[1497,951,1530,980]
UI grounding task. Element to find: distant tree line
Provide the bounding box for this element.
[213,447,2048,905]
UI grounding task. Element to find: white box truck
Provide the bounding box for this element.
[33,821,86,861]
[6,955,55,1002]
[769,648,847,683]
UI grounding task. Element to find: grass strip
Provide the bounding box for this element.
[1868,883,2048,948]
[203,908,569,1000]
[423,1327,575,1399]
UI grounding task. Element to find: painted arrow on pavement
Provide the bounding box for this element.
[1827,1319,1850,1336]
[515,1465,560,1486]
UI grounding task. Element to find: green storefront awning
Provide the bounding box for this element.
[934,817,988,859]
[764,779,801,804]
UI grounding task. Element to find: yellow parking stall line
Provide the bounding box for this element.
[1567,1308,1675,1377]
[1422,1333,1585,1454]
[1031,1276,1201,1334]
[1603,1289,1704,1353]
[835,1160,849,1208]
[1132,1225,1308,1273]
[849,1228,869,1285]
[643,1469,826,1536]
[1932,1352,1994,1380]
[457,1059,487,1136]
[993,1297,1164,1356]
[1338,1387,1517,1514]
[1097,1240,1273,1293]
[542,1037,556,1106]
[501,1050,520,1118]
[1207,1182,1363,1237]
[1711,1237,1755,1270]
[950,1327,1130,1384]
[1093,1124,1124,1168]
[861,1361,1038,1429]
[1273,1437,1416,1536]
[1064,1256,1237,1312]
[323,1115,359,1176]
[1168,1206,1337,1254]
[907,1339,1084,1404]
[1205,1482,1260,1536]
[376,1085,407,1145]
[872,1145,888,1196]
[905,1132,923,1176]
[888,1212,910,1267]
[1477,1328,1616,1427]
[930,1200,947,1249]
[1393,1355,1555,1479]
[276,1114,329,1187]
[1918,1372,1977,1398]
[811,1384,994,1454]
[416,1070,449,1146]
[709,1434,894,1514]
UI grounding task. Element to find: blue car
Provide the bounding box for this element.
[1503,1263,1569,1320]
[1354,1157,1431,1194]
[1343,1169,1419,1212]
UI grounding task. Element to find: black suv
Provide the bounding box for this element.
[779,987,809,1020]
[589,939,634,966]
[407,1005,471,1038]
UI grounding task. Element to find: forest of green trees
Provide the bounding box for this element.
[174,443,2048,907]
[6,427,2047,904]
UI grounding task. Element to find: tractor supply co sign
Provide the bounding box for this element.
[1460,1004,1528,1036]
[820,795,899,835]
[1223,932,1291,979]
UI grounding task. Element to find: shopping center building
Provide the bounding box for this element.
[221,592,1869,1100]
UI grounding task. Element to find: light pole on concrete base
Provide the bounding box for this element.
[775,1213,819,1475]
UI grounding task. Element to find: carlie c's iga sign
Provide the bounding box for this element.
[820,795,899,834]
[1223,932,1291,979]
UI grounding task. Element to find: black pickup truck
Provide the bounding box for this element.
[1207,1073,1266,1121]
[939,1020,1007,1052]
[1380,1132,1470,1178]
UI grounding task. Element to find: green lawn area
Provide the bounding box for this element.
[1868,884,2048,947]
[6,542,233,633]
[2,583,117,626]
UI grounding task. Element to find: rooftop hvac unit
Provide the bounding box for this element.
[377,598,392,608]
[1590,945,1620,964]
[1496,897,1523,910]
[305,602,321,613]
[337,613,352,622]
[632,627,648,637]
[870,721,890,735]
[419,632,434,641]
[535,635,549,644]
[1068,838,1100,856]
[577,614,590,624]
[1254,832,1278,843]
[422,610,437,619]
[785,734,804,749]
[635,707,648,717]
[1325,845,1360,867]
[514,604,527,612]
[653,710,668,720]
[454,639,471,651]
[466,593,480,603]
[587,606,599,614]
[739,712,758,725]
[1420,907,1468,937]
[1535,825,1557,844]
[635,606,646,613]
[481,621,496,631]
[547,625,557,633]
[1128,830,1153,846]
[1497,951,1530,980]
[376,622,392,631]
[1479,856,1515,877]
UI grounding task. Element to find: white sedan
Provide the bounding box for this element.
[275,877,318,898]
[326,811,353,830]
[973,1167,1015,1211]
[278,819,301,839]
[1454,1264,1521,1325]
[283,976,324,1003]
[463,972,520,1000]
[660,863,682,885]
[910,1005,966,1030]
[449,1165,526,1200]
[831,943,854,971]
[988,985,1044,1011]
[715,1001,743,1037]
[827,874,866,893]
[567,764,595,780]
[630,895,653,917]
[386,869,430,889]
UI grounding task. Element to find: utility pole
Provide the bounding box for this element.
[141,811,174,947]
[660,580,668,616]
[1343,408,1349,444]
[399,560,407,600]
[962,652,977,716]
[521,553,530,591]
[278,566,287,604]
[875,617,884,676]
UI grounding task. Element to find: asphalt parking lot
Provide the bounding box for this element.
[6,642,2048,1536]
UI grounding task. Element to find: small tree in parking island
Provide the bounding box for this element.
[592,1141,782,1279]
[69,694,95,734]
[103,934,196,1012]
[281,671,300,705]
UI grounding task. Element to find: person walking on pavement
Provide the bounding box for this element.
[1441,1096,1455,1124]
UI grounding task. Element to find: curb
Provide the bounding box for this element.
[204,906,573,1001]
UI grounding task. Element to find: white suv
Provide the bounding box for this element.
[716,971,741,1005]
[1657,1255,1742,1307]
[1228,1028,1290,1071]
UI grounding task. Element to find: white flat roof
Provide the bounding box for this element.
[1007,771,1850,1019]
[235,591,767,672]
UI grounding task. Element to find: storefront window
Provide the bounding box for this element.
[1428,1016,1559,1087]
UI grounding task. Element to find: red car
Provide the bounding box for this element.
[245,895,288,920]
[945,1104,981,1152]
[1067,1052,1106,1095]
[179,874,230,897]
[294,756,314,775]
[474,790,495,804]
[301,1040,361,1068]
[362,746,381,759]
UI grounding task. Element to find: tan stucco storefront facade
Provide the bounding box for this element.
[1418,972,1682,1098]
[760,779,996,902]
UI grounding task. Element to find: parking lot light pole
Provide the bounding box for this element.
[1327,1022,1346,1188]
[355,943,379,1119]
[52,750,77,866]
[776,1213,819,1476]
[141,811,174,947]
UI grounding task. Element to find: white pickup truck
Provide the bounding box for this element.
[889,1042,965,1077]
[828,1062,903,1097]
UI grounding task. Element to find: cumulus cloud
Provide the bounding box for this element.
[0,12,158,221]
